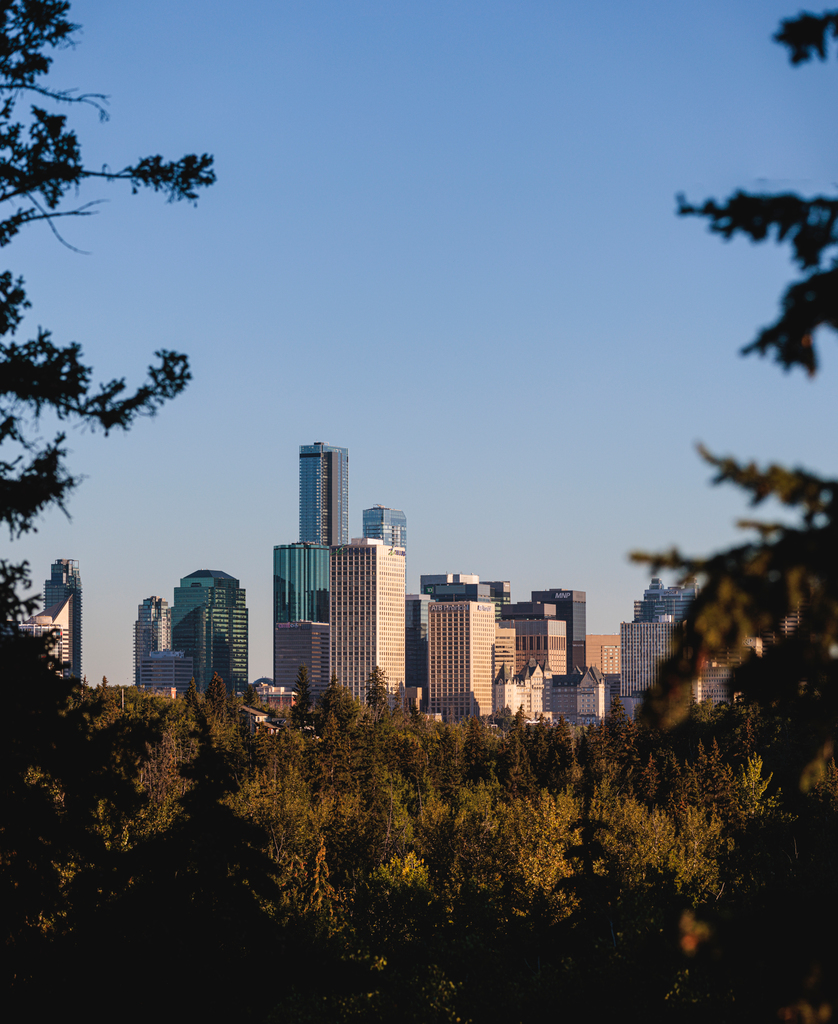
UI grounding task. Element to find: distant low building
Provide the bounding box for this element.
[493,657,544,718]
[544,666,607,726]
[139,650,193,694]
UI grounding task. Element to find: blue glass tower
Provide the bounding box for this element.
[171,570,248,692]
[362,505,407,551]
[299,442,348,546]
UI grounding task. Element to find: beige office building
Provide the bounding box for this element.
[330,538,405,702]
[429,600,495,721]
[493,621,516,679]
[586,634,620,674]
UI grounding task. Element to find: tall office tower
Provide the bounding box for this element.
[44,559,82,678]
[330,538,405,703]
[529,589,587,672]
[634,577,699,623]
[172,570,248,692]
[484,581,511,621]
[274,621,331,698]
[405,593,430,702]
[133,596,171,686]
[299,442,349,546]
[492,621,516,680]
[428,600,495,721]
[511,619,567,675]
[620,618,676,696]
[20,598,72,674]
[363,505,407,551]
[273,543,330,624]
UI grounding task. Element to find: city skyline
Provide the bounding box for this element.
[12,1,838,686]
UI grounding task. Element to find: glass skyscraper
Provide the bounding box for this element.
[299,442,348,546]
[362,505,407,550]
[171,570,248,692]
[44,559,82,679]
[273,543,330,624]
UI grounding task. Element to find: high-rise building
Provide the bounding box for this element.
[363,505,407,551]
[511,619,567,675]
[634,577,699,623]
[529,589,587,672]
[299,442,349,546]
[620,618,676,696]
[484,581,511,621]
[139,650,194,694]
[172,570,248,692]
[44,559,82,678]
[133,596,171,687]
[330,538,405,702]
[428,599,495,721]
[420,574,488,604]
[273,543,330,624]
[405,593,430,703]
[19,597,72,675]
[274,621,331,699]
[492,621,516,680]
[586,634,621,675]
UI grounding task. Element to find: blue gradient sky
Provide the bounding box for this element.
[12,0,838,684]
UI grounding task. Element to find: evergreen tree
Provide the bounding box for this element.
[291,664,313,729]
[206,672,227,723]
[185,676,201,713]
[366,666,389,719]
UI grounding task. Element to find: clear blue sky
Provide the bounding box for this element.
[12,0,838,684]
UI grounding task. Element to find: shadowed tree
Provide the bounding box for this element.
[291,664,313,729]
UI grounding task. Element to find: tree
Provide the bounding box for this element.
[0,1,214,620]
[291,664,313,729]
[366,666,389,719]
[637,9,838,776]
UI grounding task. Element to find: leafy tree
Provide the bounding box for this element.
[291,664,313,729]
[0,0,214,619]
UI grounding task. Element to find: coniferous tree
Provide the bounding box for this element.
[206,672,227,723]
[366,666,389,719]
[185,677,200,713]
[291,664,313,729]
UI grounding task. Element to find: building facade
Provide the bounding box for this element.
[405,593,430,704]
[299,442,349,546]
[620,618,676,697]
[172,570,248,692]
[274,620,331,699]
[586,634,621,675]
[492,621,516,680]
[273,543,330,624]
[363,505,407,551]
[20,597,72,675]
[133,596,171,687]
[139,650,193,693]
[484,581,511,621]
[428,599,494,721]
[512,618,567,675]
[44,559,82,678]
[634,577,699,623]
[330,538,405,702]
[530,589,587,672]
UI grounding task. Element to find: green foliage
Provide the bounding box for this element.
[291,664,313,729]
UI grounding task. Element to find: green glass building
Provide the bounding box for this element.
[273,543,330,624]
[172,569,248,692]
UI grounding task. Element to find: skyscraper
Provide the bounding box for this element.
[363,505,407,550]
[273,543,330,624]
[634,577,699,622]
[405,593,430,700]
[44,559,82,678]
[428,600,495,721]
[299,442,349,546]
[171,570,248,692]
[133,596,171,687]
[529,589,587,672]
[330,538,405,702]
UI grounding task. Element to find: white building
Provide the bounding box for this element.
[330,537,405,703]
[19,596,72,675]
[428,599,494,721]
[620,617,677,696]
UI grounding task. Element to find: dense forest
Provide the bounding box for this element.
[4,640,836,1023]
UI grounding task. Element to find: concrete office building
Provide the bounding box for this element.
[273,543,330,625]
[492,621,516,680]
[428,599,495,721]
[299,442,348,546]
[512,618,567,675]
[586,634,621,674]
[44,559,82,678]
[530,589,587,672]
[172,570,248,693]
[620,618,676,697]
[330,538,405,703]
[363,505,407,551]
[19,597,72,675]
[139,650,193,694]
[133,596,171,687]
[274,620,331,699]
